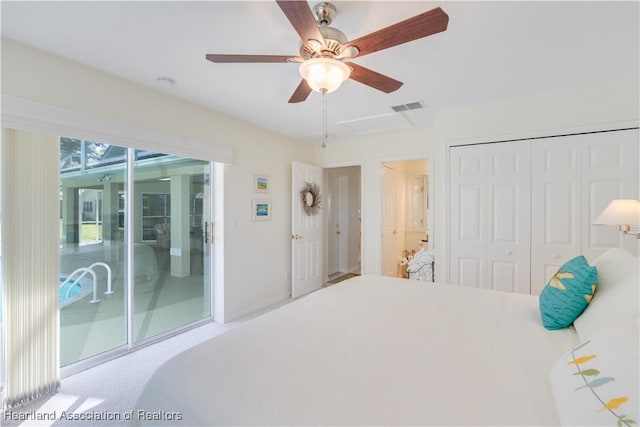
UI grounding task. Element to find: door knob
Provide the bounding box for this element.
[336,231,341,235]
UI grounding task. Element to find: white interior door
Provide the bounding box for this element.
[450,145,487,288]
[580,129,639,258]
[292,161,323,298]
[381,165,398,277]
[327,173,339,276]
[485,142,531,293]
[450,142,530,293]
[338,175,349,273]
[531,139,582,294]
[530,129,639,294]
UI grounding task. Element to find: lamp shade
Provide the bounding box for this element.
[593,199,640,226]
[299,58,351,93]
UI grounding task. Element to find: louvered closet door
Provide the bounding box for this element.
[450,142,531,292]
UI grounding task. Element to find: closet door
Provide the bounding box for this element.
[450,141,531,293]
[531,140,582,295]
[530,128,639,294]
[581,129,639,259]
[450,145,486,288]
[486,142,531,293]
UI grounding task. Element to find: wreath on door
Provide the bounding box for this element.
[300,182,322,216]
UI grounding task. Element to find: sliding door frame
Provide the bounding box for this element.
[126,149,135,349]
[128,154,217,350]
[62,152,217,377]
[1,96,225,378]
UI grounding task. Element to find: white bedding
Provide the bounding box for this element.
[132,275,577,426]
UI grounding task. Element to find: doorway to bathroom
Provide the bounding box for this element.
[381,158,432,278]
[324,165,361,285]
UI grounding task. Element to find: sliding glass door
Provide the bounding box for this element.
[59,139,128,366]
[59,140,213,366]
[132,151,211,342]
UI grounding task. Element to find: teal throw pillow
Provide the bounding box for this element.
[539,255,597,330]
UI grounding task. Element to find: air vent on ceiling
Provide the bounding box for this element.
[391,101,425,112]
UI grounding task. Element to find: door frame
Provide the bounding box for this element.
[379,154,434,276]
[322,161,364,277]
[381,164,399,277]
[338,175,350,273]
[326,173,340,276]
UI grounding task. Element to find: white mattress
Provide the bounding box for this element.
[132,275,577,426]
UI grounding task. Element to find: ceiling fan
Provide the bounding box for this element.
[205,1,449,103]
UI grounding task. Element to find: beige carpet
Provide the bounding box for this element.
[1,299,292,427]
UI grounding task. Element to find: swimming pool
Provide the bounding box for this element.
[59,276,93,308]
[59,262,113,308]
[0,263,103,312]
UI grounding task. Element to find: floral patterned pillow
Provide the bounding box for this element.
[550,320,639,426]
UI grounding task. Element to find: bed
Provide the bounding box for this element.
[132,249,639,426]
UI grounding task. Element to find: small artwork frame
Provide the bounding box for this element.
[254,174,270,193]
[252,199,271,221]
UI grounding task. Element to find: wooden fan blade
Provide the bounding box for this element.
[344,7,449,57]
[276,1,325,46]
[205,54,293,63]
[345,62,403,93]
[288,79,313,103]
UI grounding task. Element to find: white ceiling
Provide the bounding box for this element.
[1,1,638,143]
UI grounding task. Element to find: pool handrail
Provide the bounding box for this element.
[60,262,113,304]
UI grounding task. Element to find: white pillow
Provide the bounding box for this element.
[550,319,639,426]
[573,248,639,340]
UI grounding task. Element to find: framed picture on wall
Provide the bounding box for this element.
[252,199,271,221]
[254,174,270,193]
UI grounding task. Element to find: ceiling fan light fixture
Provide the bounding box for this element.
[299,57,351,93]
[307,39,323,52]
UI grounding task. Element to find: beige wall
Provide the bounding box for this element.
[317,81,639,282]
[317,128,441,277]
[2,38,638,319]
[1,40,314,322]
